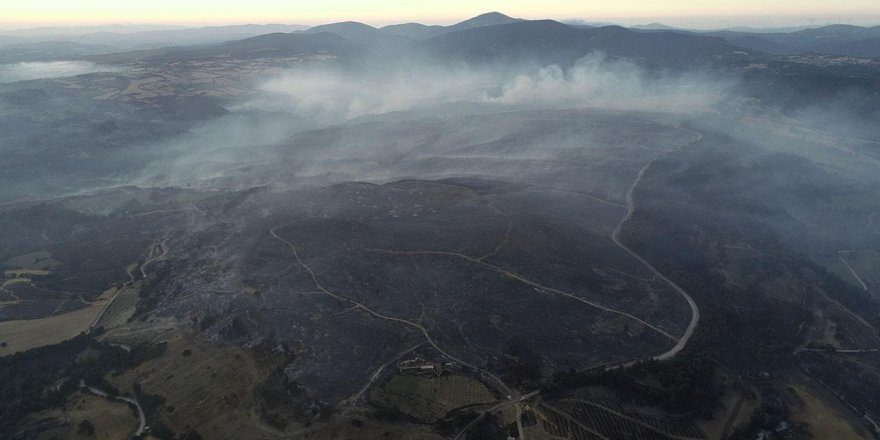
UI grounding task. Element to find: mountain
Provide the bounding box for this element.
[305,21,381,39]
[380,23,444,39]
[304,21,415,51]
[377,12,523,40]
[443,11,523,33]
[0,24,310,51]
[424,20,749,69]
[831,36,880,58]
[98,31,362,63]
[707,24,880,57]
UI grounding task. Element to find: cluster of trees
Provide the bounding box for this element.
[487,336,542,390]
[257,362,333,429]
[546,345,721,418]
[0,331,166,438]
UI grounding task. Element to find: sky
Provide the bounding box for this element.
[2,0,879,28]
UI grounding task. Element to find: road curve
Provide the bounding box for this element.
[84,384,147,437]
[610,143,701,362]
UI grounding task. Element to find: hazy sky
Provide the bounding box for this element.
[2,0,879,28]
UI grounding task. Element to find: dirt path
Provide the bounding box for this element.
[140,239,168,280]
[269,224,517,399]
[341,342,424,407]
[839,251,870,291]
[83,384,147,437]
[452,391,540,440]
[370,247,678,341]
[91,239,167,330]
[609,130,702,362]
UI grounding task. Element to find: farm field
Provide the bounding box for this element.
[94,283,141,329]
[0,286,116,355]
[538,398,705,440]
[370,373,496,422]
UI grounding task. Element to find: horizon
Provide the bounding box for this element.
[1,2,880,31]
[2,14,880,33]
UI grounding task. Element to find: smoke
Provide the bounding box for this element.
[241,54,728,126]
[0,61,118,83]
[491,54,729,113]
[130,54,731,190]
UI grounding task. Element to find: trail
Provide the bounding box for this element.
[82,383,147,437]
[452,391,540,440]
[369,247,678,341]
[269,223,516,398]
[340,342,424,407]
[91,239,167,330]
[139,239,168,280]
[609,130,702,362]
[839,251,869,291]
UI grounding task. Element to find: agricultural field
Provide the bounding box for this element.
[0,286,116,354]
[94,282,141,329]
[370,373,496,422]
[538,398,705,440]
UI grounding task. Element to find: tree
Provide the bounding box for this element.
[77,420,95,436]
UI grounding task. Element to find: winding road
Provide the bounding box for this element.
[140,239,168,280]
[266,125,705,440]
[83,383,147,437]
[610,155,701,362]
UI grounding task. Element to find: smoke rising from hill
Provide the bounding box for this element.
[130,53,733,189]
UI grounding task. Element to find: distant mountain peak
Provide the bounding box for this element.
[306,21,378,32]
[452,12,522,30]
